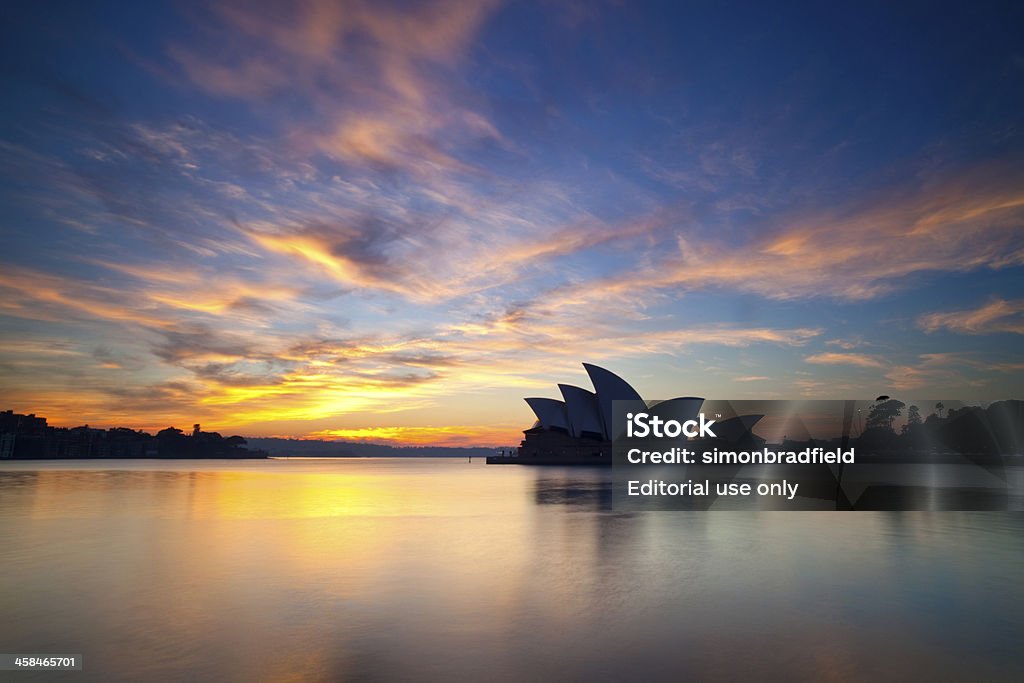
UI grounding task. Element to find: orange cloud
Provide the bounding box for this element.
[0,256,826,443]
[805,353,885,369]
[170,0,504,172]
[0,267,167,326]
[883,353,983,392]
[546,166,1024,304]
[918,299,1024,335]
[242,204,688,303]
[246,230,415,297]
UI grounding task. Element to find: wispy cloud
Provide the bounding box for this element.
[544,167,1024,304]
[884,353,986,392]
[918,299,1024,335]
[825,338,866,350]
[0,252,825,441]
[805,352,886,369]
[170,0,504,173]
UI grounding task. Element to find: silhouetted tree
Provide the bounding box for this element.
[944,406,999,454]
[857,399,906,451]
[986,400,1024,454]
[902,405,922,432]
[866,399,905,431]
[901,404,925,449]
[156,426,187,457]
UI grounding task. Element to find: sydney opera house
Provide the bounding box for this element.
[489,363,764,465]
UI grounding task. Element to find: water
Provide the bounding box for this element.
[1,458,1022,682]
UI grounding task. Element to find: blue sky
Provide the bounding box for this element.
[1,0,1022,444]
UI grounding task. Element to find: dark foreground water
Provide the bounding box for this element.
[1,458,1022,682]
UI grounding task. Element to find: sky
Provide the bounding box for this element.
[1,0,1023,446]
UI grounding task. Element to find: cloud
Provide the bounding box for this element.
[918,299,1024,335]
[247,225,417,298]
[805,352,886,369]
[169,0,504,172]
[545,166,1024,304]
[801,350,986,393]
[883,353,983,392]
[825,338,864,350]
[150,323,258,364]
[0,251,826,438]
[168,47,290,99]
[244,204,688,302]
[801,349,1017,394]
[0,266,167,326]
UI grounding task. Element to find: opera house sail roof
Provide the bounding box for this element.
[490,362,763,465]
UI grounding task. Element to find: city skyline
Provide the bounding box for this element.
[2,1,1023,446]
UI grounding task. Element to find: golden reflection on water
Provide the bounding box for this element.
[1,459,1023,682]
[12,461,530,520]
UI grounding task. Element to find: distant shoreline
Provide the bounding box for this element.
[0,454,487,462]
[245,436,505,459]
[1,410,513,460]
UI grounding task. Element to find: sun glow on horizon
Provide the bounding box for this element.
[1,1,1023,446]
[305,425,523,448]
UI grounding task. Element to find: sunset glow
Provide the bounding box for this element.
[2,1,1023,445]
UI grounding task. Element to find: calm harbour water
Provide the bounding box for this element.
[1,458,1022,682]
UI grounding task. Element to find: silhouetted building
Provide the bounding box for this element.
[490,363,764,465]
[0,410,48,459]
[0,409,267,459]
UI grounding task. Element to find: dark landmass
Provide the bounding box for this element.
[245,437,498,459]
[0,409,502,460]
[1,410,267,459]
[495,398,1024,466]
[849,399,1024,455]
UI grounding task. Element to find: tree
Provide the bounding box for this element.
[935,402,944,418]
[866,399,905,432]
[902,405,923,444]
[156,426,187,458]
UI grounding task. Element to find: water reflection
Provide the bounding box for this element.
[0,459,1022,682]
[532,468,613,510]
